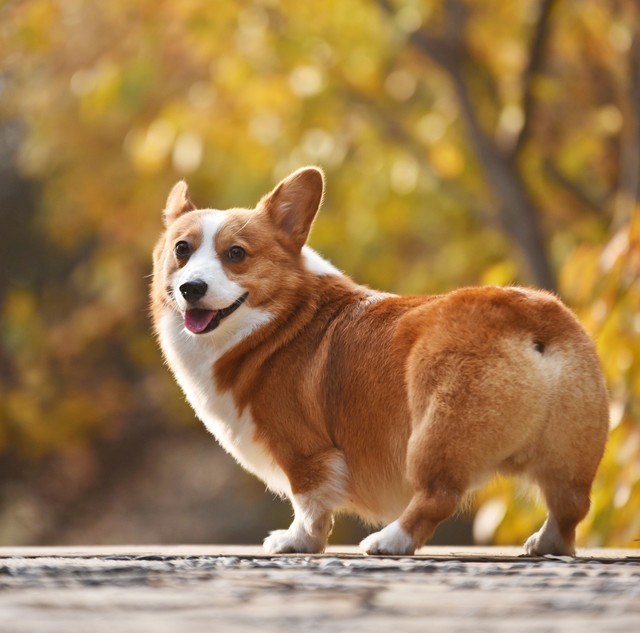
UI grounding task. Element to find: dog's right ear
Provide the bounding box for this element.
[260,167,325,253]
[164,181,196,226]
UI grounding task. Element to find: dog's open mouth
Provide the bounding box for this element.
[184,293,249,334]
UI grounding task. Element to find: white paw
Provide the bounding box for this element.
[360,520,415,556]
[524,518,574,557]
[263,528,325,555]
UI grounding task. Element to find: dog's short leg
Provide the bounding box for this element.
[361,402,467,556]
[263,495,334,554]
[263,450,347,554]
[524,515,572,557]
[524,482,591,556]
[360,487,461,556]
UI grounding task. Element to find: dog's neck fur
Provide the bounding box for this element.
[212,269,385,405]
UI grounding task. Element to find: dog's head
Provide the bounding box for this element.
[151,167,326,337]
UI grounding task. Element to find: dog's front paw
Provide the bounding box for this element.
[360,520,415,556]
[263,528,325,555]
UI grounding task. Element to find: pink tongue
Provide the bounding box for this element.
[184,309,217,334]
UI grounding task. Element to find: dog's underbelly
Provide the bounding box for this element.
[158,311,291,497]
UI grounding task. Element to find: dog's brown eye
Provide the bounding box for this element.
[174,240,191,259]
[227,245,246,263]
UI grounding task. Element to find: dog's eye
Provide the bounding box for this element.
[174,240,191,259]
[227,245,246,263]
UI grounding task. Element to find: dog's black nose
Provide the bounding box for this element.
[179,280,208,303]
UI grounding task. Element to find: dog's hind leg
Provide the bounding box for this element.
[524,422,605,556]
[359,442,467,556]
[360,487,463,556]
[524,353,608,556]
[361,348,532,556]
[524,481,592,556]
[360,404,471,556]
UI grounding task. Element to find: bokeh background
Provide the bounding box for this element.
[1,0,639,548]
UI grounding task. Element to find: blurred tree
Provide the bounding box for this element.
[0,0,638,546]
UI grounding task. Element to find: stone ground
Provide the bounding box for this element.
[0,546,638,633]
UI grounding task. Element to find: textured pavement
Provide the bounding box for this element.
[0,546,638,632]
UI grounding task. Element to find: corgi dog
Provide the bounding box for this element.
[151,167,609,556]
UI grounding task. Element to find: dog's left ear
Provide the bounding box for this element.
[260,167,324,252]
[164,181,196,226]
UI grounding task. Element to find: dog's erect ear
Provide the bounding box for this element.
[260,167,324,252]
[164,181,196,226]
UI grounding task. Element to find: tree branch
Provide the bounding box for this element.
[512,0,557,158]
[542,159,610,218]
[340,84,487,219]
[376,0,556,289]
[375,0,458,71]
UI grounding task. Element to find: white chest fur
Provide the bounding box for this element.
[157,309,291,497]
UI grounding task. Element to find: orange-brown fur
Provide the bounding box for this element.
[151,167,609,555]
